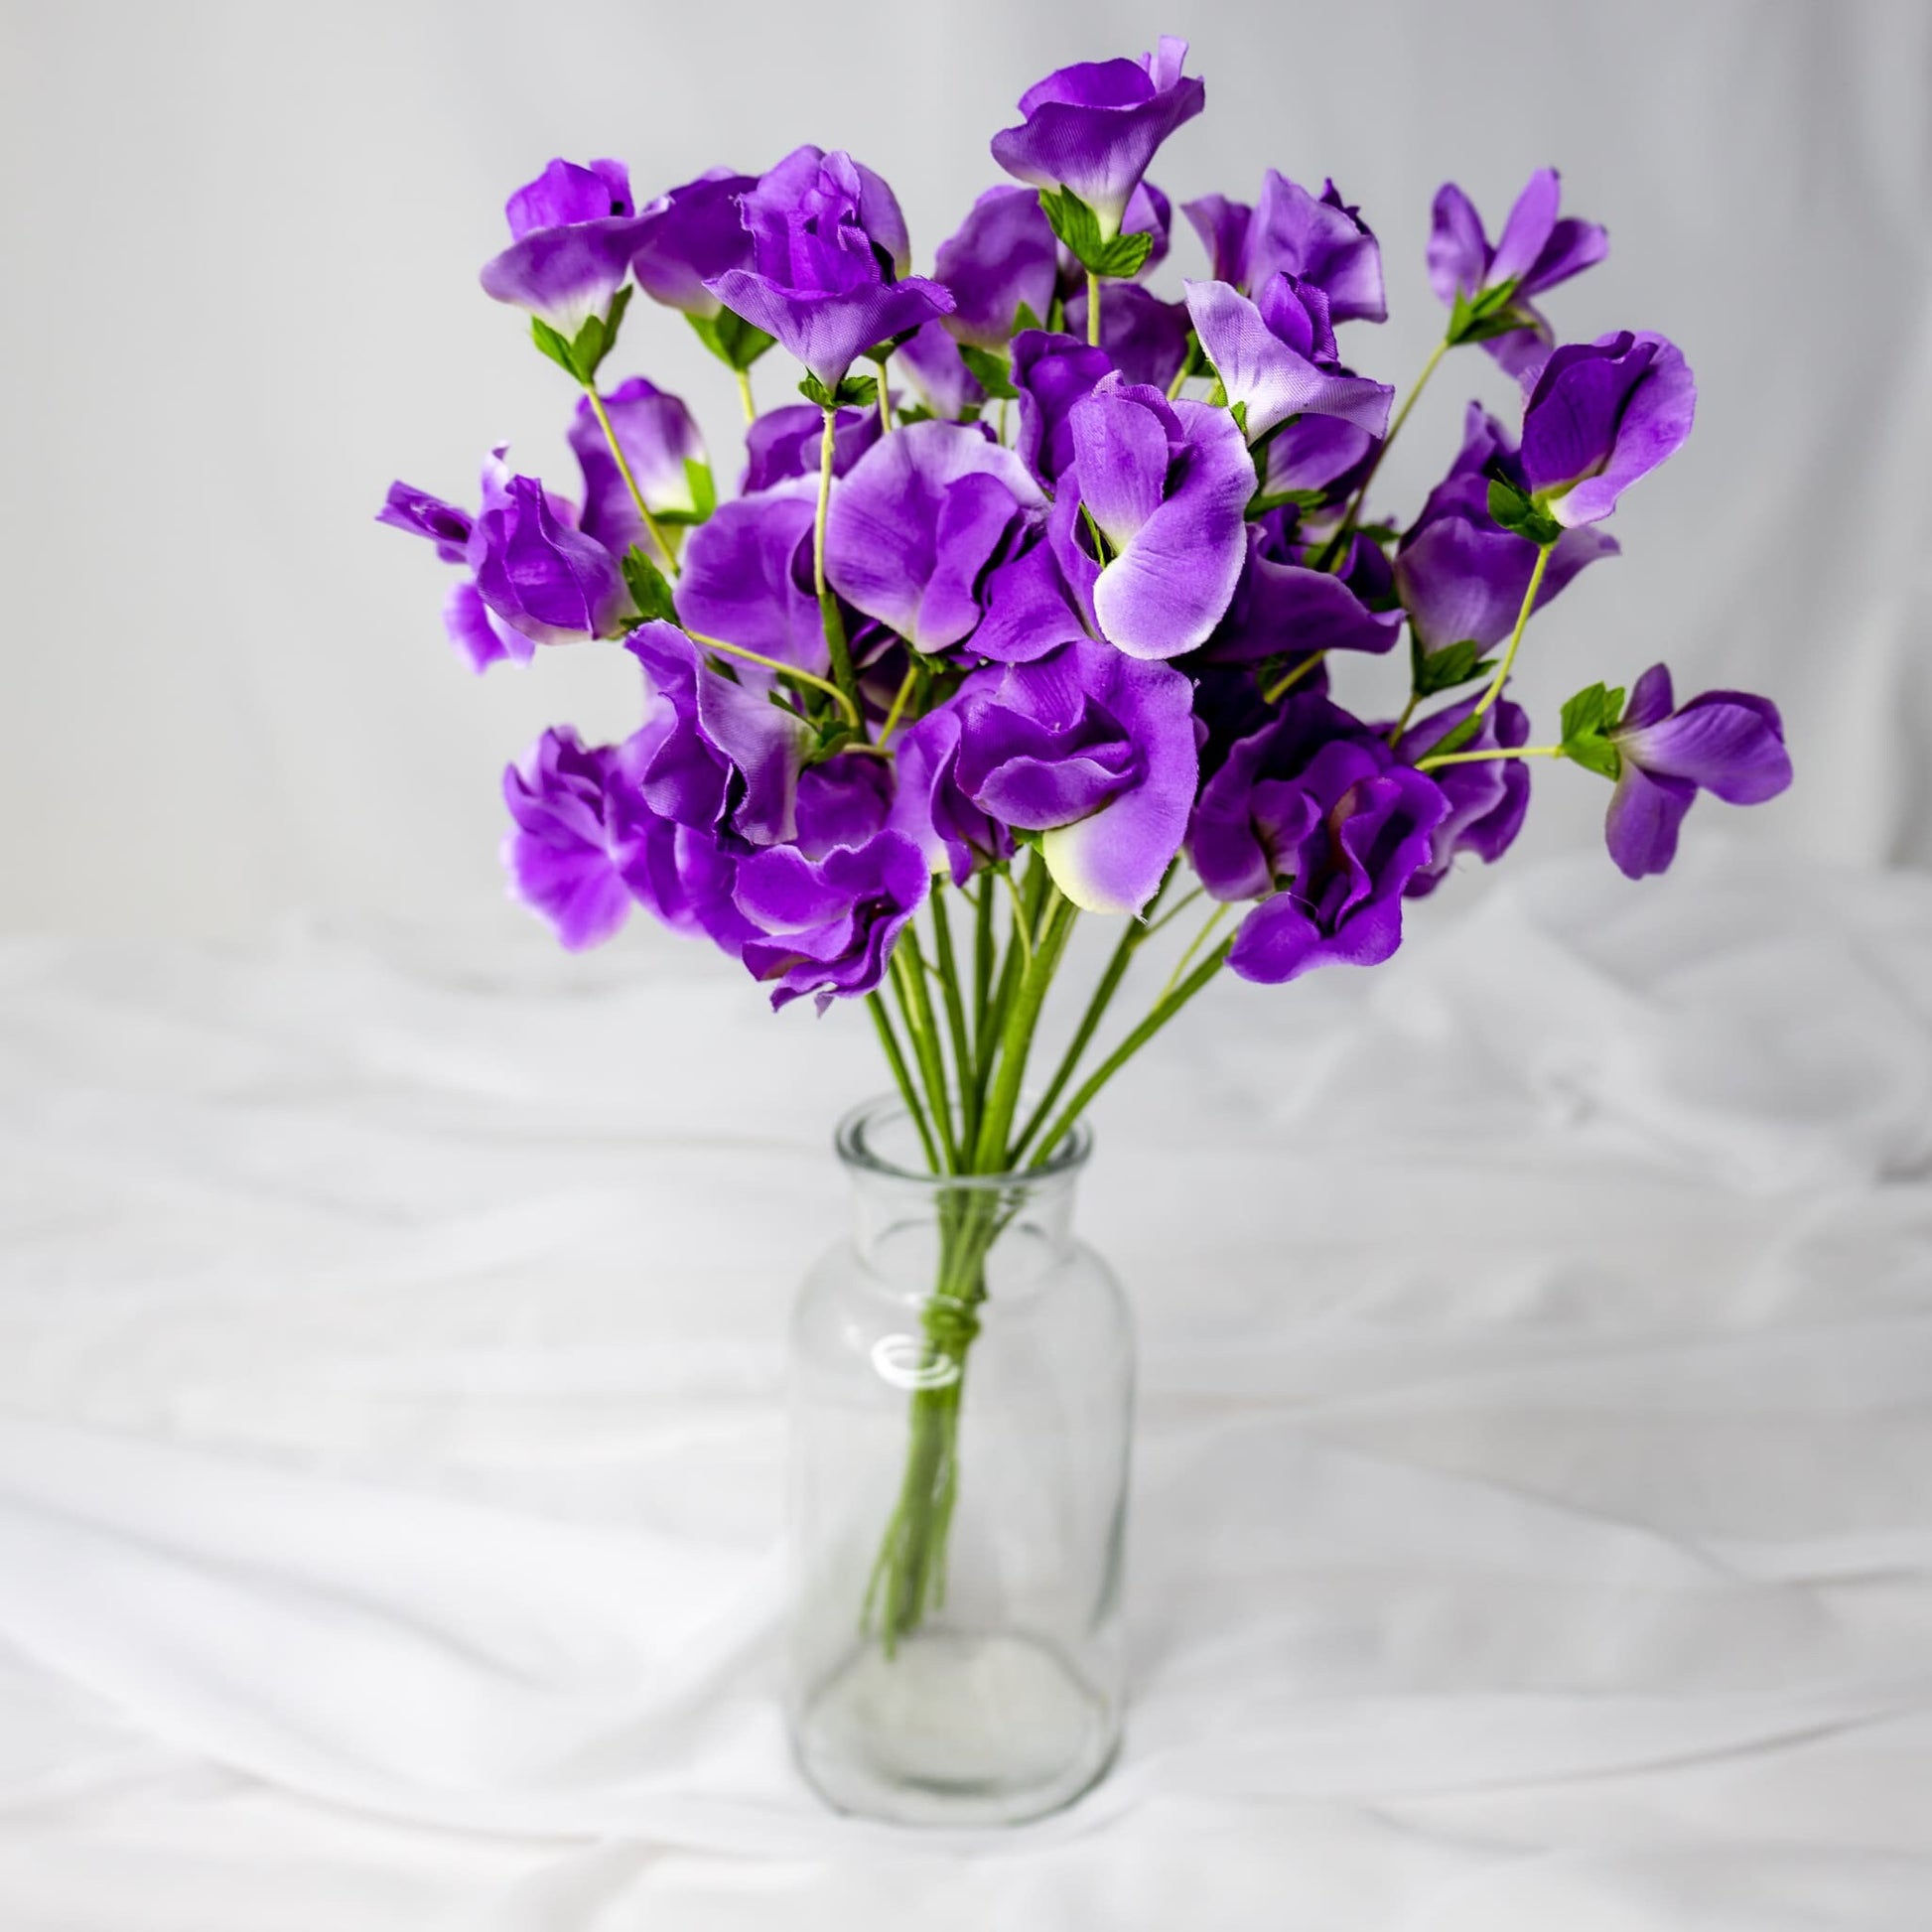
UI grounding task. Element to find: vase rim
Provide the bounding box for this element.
[834,1094,1094,1189]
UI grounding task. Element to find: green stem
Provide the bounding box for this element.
[876,662,918,747]
[813,406,864,722]
[927,892,976,1152]
[1160,900,1232,1002]
[1320,334,1449,570]
[973,874,996,1049]
[875,359,893,436]
[1417,744,1562,772]
[975,889,1078,1172]
[1470,542,1555,723]
[685,627,859,731]
[1030,937,1235,1167]
[734,366,756,423]
[1386,693,1422,748]
[893,937,958,1170]
[1086,269,1102,347]
[584,386,678,576]
[1010,864,1178,1161]
[867,992,940,1172]
[1262,650,1326,704]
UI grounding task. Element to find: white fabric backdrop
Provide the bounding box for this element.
[1,0,1929,937]
[0,844,1929,1926]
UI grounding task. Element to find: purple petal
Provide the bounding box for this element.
[1619,691,1792,804]
[896,318,985,421]
[1488,169,1562,290]
[1181,193,1253,284]
[1604,764,1697,879]
[627,169,757,318]
[505,159,632,238]
[824,420,1043,652]
[377,482,473,564]
[1551,334,1697,527]
[568,378,707,557]
[1209,526,1403,664]
[1183,278,1393,444]
[1011,329,1114,483]
[706,271,952,389]
[1243,172,1385,325]
[675,483,827,675]
[443,580,533,673]
[480,216,650,336]
[991,45,1205,234]
[1427,182,1489,305]
[1075,384,1254,659]
[935,185,1059,347]
[742,403,880,492]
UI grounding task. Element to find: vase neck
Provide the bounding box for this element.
[836,1098,1089,1292]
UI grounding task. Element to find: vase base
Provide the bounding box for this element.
[791,1627,1119,1827]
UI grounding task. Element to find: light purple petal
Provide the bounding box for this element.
[706,271,953,389]
[1604,763,1697,879]
[675,483,826,675]
[1427,182,1489,305]
[1619,692,1792,804]
[1183,278,1393,444]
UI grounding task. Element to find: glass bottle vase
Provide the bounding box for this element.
[785,1097,1134,1826]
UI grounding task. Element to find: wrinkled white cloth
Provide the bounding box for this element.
[0,845,1928,1928]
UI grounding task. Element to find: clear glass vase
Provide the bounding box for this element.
[786,1096,1134,1826]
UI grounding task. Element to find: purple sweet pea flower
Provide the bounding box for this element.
[707,147,952,389]
[947,638,1197,914]
[567,378,708,558]
[502,728,634,950]
[1429,169,1607,377]
[469,453,628,648]
[1060,281,1193,392]
[896,319,986,421]
[1215,731,1450,982]
[1516,332,1697,526]
[1602,664,1792,879]
[1185,174,1385,325]
[793,754,895,859]
[934,186,1059,348]
[624,621,812,845]
[741,403,881,492]
[991,37,1204,238]
[825,420,1053,654]
[675,481,828,677]
[1050,374,1253,660]
[1397,404,1617,650]
[1011,329,1113,483]
[628,168,759,318]
[1189,693,1372,900]
[735,830,930,1012]
[376,483,473,563]
[479,158,652,338]
[1183,275,1393,445]
[1204,521,1404,665]
[1394,693,1533,896]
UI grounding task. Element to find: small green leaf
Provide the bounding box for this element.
[1038,188,1155,278]
[1012,300,1045,335]
[686,307,775,371]
[1228,397,1249,440]
[1091,229,1155,278]
[1077,500,1113,565]
[530,317,582,379]
[1486,477,1566,547]
[621,546,679,625]
[958,344,1019,400]
[1446,278,1531,347]
[1412,637,1497,697]
[798,371,878,409]
[1557,681,1627,780]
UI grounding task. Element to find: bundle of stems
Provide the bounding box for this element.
[860,851,1232,1652]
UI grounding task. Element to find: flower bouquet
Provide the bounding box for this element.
[381,34,1791,1823]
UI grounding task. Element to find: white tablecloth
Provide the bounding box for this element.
[2,843,1928,1928]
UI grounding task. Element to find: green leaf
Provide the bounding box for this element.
[1486,477,1566,547]
[685,307,775,371]
[1446,278,1531,347]
[530,317,581,379]
[1412,636,1497,697]
[1012,300,1045,335]
[621,546,678,625]
[1558,681,1627,781]
[1077,500,1114,565]
[1038,187,1155,278]
[1228,397,1249,441]
[958,344,1020,400]
[797,370,878,410]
